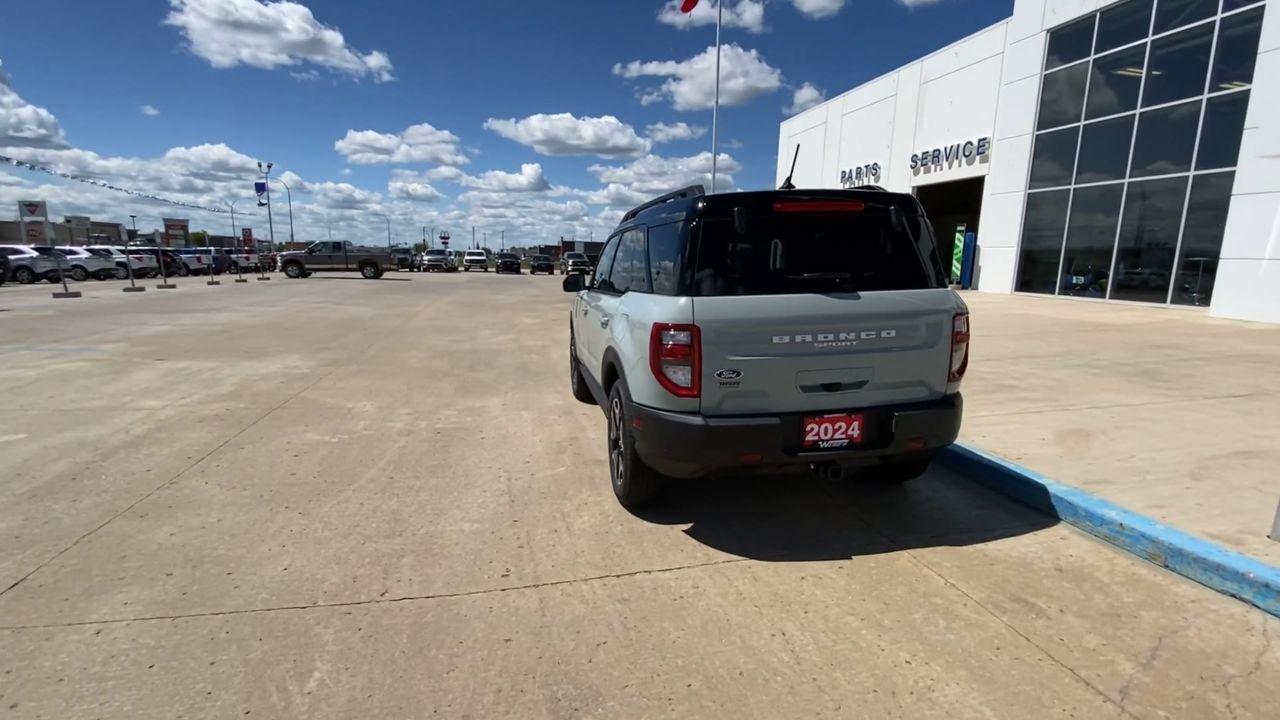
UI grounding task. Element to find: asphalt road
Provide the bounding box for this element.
[1,272,1276,719]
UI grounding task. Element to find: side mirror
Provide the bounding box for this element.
[562,273,585,293]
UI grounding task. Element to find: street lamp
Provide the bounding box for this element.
[274,176,294,245]
[379,213,392,253]
[224,199,249,283]
[257,161,274,280]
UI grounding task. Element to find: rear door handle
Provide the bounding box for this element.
[599,314,611,328]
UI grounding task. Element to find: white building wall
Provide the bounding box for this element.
[778,0,1279,324]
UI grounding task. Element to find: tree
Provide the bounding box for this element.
[189,230,210,246]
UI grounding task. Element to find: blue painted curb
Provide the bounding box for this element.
[938,443,1280,618]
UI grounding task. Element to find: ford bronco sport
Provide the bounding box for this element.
[563,185,968,507]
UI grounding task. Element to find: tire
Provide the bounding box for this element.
[14,267,36,284]
[283,262,305,279]
[229,262,240,275]
[569,329,594,405]
[69,266,89,282]
[176,263,189,277]
[359,263,381,279]
[865,456,933,484]
[114,266,128,280]
[606,381,664,508]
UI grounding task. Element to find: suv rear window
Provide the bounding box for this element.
[692,209,939,296]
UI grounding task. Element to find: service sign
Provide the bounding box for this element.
[18,200,48,220]
[910,137,991,171]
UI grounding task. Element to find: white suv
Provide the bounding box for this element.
[563,186,968,507]
[462,250,489,271]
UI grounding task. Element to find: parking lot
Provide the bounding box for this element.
[2,273,1277,719]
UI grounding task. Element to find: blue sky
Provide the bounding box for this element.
[0,0,1011,246]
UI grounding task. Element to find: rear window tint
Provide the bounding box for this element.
[692,209,937,296]
[646,221,683,296]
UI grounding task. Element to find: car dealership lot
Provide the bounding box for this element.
[1,274,1277,719]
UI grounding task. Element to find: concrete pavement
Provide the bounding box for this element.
[1,275,1277,718]
[957,292,1280,566]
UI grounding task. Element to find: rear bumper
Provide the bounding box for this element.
[629,394,962,479]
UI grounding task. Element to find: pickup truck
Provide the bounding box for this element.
[278,241,397,279]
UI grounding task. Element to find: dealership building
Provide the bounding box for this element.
[777,0,1278,324]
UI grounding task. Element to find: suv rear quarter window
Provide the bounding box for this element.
[645,221,684,295]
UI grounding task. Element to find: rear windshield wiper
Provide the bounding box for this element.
[784,272,857,289]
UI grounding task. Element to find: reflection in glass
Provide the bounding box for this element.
[1030,127,1081,189]
[1038,63,1090,129]
[1046,15,1096,70]
[1097,0,1154,53]
[1143,23,1212,107]
[1076,115,1135,183]
[1059,185,1124,296]
[1211,8,1265,92]
[1173,172,1234,306]
[1017,190,1071,294]
[1222,0,1264,10]
[1153,0,1216,34]
[1087,45,1146,119]
[1112,176,1188,302]
[1197,91,1249,170]
[1130,100,1200,177]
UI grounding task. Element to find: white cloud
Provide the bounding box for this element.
[784,82,826,115]
[338,167,352,176]
[308,180,381,210]
[140,104,161,117]
[483,113,650,157]
[425,166,464,182]
[334,122,468,166]
[0,62,68,149]
[587,151,740,204]
[388,178,443,202]
[613,44,782,111]
[164,0,394,82]
[645,122,707,144]
[790,0,846,18]
[460,163,550,192]
[657,1,765,33]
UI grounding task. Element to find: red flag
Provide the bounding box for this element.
[680,0,699,13]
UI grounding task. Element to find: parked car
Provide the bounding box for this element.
[0,245,60,284]
[277,240,397,279]
[132,247,187,277]
[422,248,457,272]
[56,246,118,281]
[463,250,489,272]
[224,247,260,274]
[28,247,75,283]
[563,185,966,507]
[495,252,522,274]
[390,247,413,271]
[175,248,231,276]
[560,252,590,275]
[87,245,159,278]
[529,254,555,275]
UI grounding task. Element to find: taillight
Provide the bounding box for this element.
[949,312,970,383]
[650,323,701,398]
[773,200,865,213]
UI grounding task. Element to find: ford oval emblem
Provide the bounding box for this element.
[714,368,743,381]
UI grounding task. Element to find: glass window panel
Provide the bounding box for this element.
[1222,0,1264,10]
[1130,100,1200,177]
[1153,0,1216,34]
[1142,23,1213,107]
[1197,91,1249,169]
[1172,172,1233,306]
[1017,190,1071,294]
[1059,185,1124,297]
[1097,0,1154,53]
[1076,115,1136,183]
[1086,45,1146,119]
[646,221,683,295]
[1112,176,1188,302]
[1046,15,1096,70]
[1211,8,1265,91]
[1038,63,1090,129]
[1030,127,1081,189]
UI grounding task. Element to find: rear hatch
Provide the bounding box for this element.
[690,194,956,416]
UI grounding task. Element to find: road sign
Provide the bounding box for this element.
[162,218,189,247]
[18,200,48,220]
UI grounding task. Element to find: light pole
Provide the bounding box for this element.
[257,161,274,280]
[379,213,392,253]
[274,176,294,245]
[225,199,248,283]
[122,214,143,292]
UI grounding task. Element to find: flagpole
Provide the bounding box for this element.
[710,0,722,193]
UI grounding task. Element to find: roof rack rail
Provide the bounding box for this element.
[850,184,888,192]
[621,184,705,222]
